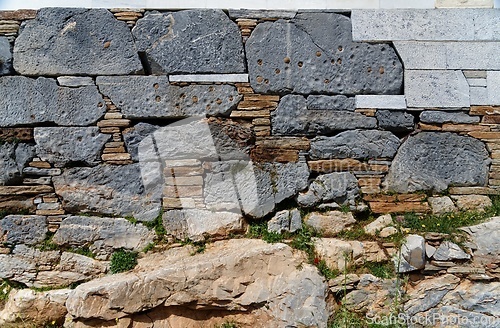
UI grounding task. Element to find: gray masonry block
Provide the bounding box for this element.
[355,95,406,109]
[467,78,487,87]
[405,70,470,108]
[487,71,500,105]
[470,87,489,105]
[352,9,500,41]
[394,42,500,70]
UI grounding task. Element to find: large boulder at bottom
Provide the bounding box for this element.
[385,132,490,193]
[65,239,329,328]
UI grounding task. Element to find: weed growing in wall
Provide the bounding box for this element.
[110,249,138,274]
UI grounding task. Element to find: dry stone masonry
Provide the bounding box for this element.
[0,5,499,328]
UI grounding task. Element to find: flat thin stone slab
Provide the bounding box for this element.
[96,76,241,119]
[14,8,142,76]
[34,127,111,167]
[355,95,406,109]
[436,0,493,8]
[228,9,297,19]
[420,111,480,124]
[386,132,490,193]
[0,36,12,75]
[246,12,403,95]
[168,74,249,83]
[133,10,245,74]
[307,95,355,111]
[405,70,470,108]
[57,76,94,87]
[394,41,500,70]
[0,77,105,127]
[352,9,500,41]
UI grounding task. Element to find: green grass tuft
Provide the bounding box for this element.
[110,249,138,274]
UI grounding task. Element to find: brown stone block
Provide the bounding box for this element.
[105,141,125,148]
[164,176,203,186]
[488,179,500,186]
[0,196,36,212]
[363,193,426,203]
[482,115,500,124]
[237,86,254,94]
[354,109,376,117]
[104,112,123,120]
[230,110,270,118]
[251,147,298,162]
[308,159,368,172]
[0,185,54,196]
[97,119,131,128]
[358,177,381,187]
[369,201,430,214]
[442,124,489,132]
[29,161,51,169]
[102,153,131,161]
[243,94,280,102]
[470,106,500,116]
[36,209,65,216]
[256,137,310,150]
[0,127,33,141]
[0,10,37,20]
[418,123,442,131]
[100,127,121,134]
[469,131,500,139]
[449,186,500,195]
[163,185,203,198]
[106,160,134,165]
[237,101,278,110]
[103,146,126,154]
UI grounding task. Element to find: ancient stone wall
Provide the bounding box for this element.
[0,6,499,328]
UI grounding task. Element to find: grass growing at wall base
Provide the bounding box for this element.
[110,249,138,274]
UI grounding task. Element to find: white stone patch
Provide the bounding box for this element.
[470,86,489,105]
[405,70,470,108]
[467,78,487,87]
[355,95,406,109]
[168,74,249,83]
[380,0,434,8]
[487,71,500,105]
[435,0,493,8]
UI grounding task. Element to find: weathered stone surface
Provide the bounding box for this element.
[123,123,159,162]
[0,288,69,326]
[267,209,302,234]
[97,76,241,119]
[380,226,398,238]
[0,142,35,185]
[487,71,500,105]
[304,211,356,236]
[14,8,142,75]
[133,10,245,74]
[52,216,154,259]
[52,164,161,222]
[433,241,471,261]
[395,234,426,273]
[57,76,94,87]
[297,172,359,208]
[272,95,376,135]
[451,195,492,211]
[0,215,46,246]
[162,209,245,241]
[352,9,500,41]
[428,196,457,214]
[0,77,105,127]
[405,70,470,108]
[313,238,364,271]
[168,74,249,83]
[376,110,414,131]
[386,132,490,193]
[420,111,480,124]
[306,95,355,111]
[34,127,110,167]
[246,13,403,95]
[461,216,500,263]
[65,239,328,327]
[0,36,12,75]
[309,130,400,160]
[364,214,393,235]
[355,95,407,109]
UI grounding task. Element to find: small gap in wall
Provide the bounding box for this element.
[138,52,152,75]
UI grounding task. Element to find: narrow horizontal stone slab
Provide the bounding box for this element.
[352,9,500,41]
[57,76,95,87]
[380,0,434,8]
[355,95,406,109]
[420,111,480,124]
[168,74,249,83]
[436,0,493,8]
[228,9,297,19]
[405,70,470,108]
[394,42,500,70]
[467,78,487,87]
[0,185,54,195]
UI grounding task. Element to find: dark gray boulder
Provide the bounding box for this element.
[14,8,142,76]
[246,12,403,95]
[133,10,245,74]
[0,36,13,75]
[0,76,105,127]
[309,130,400,160]
[297,172,359,208]
[0,142,36,185]
[386,132,490,193]
[376,110,415,131]
[0,215,47,246]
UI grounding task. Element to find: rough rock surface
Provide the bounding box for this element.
[52,216,154,259]
[0,142,35,185]
[376,110,414,131]
[52,164,161,222]
[0,215,47,246]
[297,172,359,207]
[34,127,110,167]
[133,10,245,74]
[420,111,480,124]
[0,288,70,326]
[304,211,356,236]
[123,123,159,161]
[162,209,245,241]
[451,195,492,211]
[65,239,329,327]
[461,216,500,264]
[246,13,403,95]
[432,241,471,261]
[386,132,490,193]
[364,214,393,235]
[267,209,302,234]
[97,76,241,119]
[309,130,400,160]
[14,8,142,75]
[395,234,426,273]
[0,77,105,127]
[0,36,12,75]
[428,196,457,214]
[306,95,355,110]
[272,95,376,135]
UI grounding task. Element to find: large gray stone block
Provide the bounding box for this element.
[272,95,376,136]
[0,215,47,246]
[52,216,155,259]
[0,142,35,185]
[133,10,245,74]
[34,127,110,167]
[352,9,500,41]
[0,36,12,75]
[405,70,470,108]
[309,130,400,160]
[246,13,403,95]
[386,132,490,193]
[96,76,241,119]
[52,164,161,222]
[14,8,142,76]
[297,172,360,208]
[0,76,105,127]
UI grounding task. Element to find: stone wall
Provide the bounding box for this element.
[0,6,499,328]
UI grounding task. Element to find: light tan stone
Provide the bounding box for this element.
[364,214,393,235]
[449,186,500,195]
[451,195,492,211]
[304,211,356,237]
[101,153,131,161]
[0,185,54,195]
[435,0,493,8]
[97,119,131,128]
